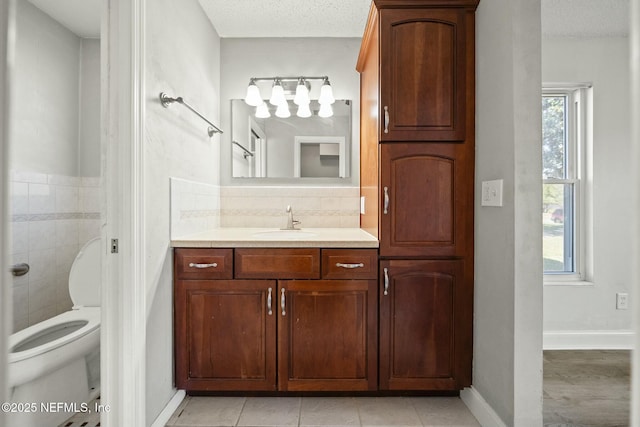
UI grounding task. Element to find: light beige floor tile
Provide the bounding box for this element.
[356,397,422,427]
[300,397,361,426]
[237,397,301,426]
[410,397,480,426]
[169,396,245,427]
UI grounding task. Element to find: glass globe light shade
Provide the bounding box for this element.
[275,101,291,118]
[318,103,333,118]
[244,80,263,107]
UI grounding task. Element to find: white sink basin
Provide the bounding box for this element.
[251,230,318,240]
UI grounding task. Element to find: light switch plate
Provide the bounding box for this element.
[360,196,366,214]
[481,179,503,207]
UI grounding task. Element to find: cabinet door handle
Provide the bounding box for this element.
[383,187,389,215]
[383,106,389,134]
[280,288,286,316]
[188,262,218,269]
[383,267,389,296]
[336,262,365,269]
[267,287,273,316]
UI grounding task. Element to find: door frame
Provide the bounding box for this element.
[101,0,146,425]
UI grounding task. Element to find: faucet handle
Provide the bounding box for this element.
[286,205,292,213]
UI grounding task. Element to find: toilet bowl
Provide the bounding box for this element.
[7,237,101,427]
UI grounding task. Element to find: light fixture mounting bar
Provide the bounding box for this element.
[250,76,329,83]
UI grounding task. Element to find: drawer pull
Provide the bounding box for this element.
[281,288,286,316]
[188,262,218,269]
[383,267,389,296]
[267,287,273,316]
[336,262,365,269]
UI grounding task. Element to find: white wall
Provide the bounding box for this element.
[79,38,101,177]
[143,0,220,424]
[466,0,543,425]
[11,0,80,176]
[220,37,361,186]
[542,36,633,348]
[1,1,14,423]
[8,1,102,332]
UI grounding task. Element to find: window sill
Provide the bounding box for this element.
[544,279,594,287]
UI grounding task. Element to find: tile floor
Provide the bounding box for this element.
[164,396,481,427]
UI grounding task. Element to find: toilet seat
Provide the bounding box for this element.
[9,308,100,362]
[8,307,100,387]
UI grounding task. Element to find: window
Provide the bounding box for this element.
[542,85,590,281]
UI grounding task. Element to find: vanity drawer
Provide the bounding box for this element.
[321,249,378,280]
[175,248,233,280]
[235,248,320,279]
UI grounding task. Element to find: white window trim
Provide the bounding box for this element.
[543,84,593,284]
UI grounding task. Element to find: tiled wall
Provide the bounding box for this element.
[9,171,101,332]
[169,179,361,238]
[170,178,220,239]
[220,186,360,229]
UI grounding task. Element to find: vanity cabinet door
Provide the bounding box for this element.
[379,259,471,390]
[175,279,277,391]
[277,280,378,391]
[379,143,473,258]
[379,8,468,142]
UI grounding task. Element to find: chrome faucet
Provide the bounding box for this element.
[283,205,301,230]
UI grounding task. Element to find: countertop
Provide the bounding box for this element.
[171,227,379,248]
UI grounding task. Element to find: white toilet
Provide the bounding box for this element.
[7,237,102,427]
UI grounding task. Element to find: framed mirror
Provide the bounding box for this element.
[230,99,352,180]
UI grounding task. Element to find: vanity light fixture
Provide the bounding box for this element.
[293,78,310,106]
[275,101,291,118]
[244,78,263,107]
[255,101,271,118]
[269,79,286,106]
[318,102,333,118]
[243,76,334,118]
[318,77,335,105]
[296,103,312,118]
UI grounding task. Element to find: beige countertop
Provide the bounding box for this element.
[171,227,379,248]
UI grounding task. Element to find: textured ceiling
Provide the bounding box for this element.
[198,0,372,38]
[542,0,629,37]
[26,0,630,41]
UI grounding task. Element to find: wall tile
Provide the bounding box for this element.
[10,172,103,331]
[28,183,56,214]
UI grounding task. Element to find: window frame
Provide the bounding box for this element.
[542,84,592,284]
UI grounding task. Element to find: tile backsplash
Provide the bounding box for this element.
[220,186,360,229]
[170,179,361,238]
[9,171,102,332]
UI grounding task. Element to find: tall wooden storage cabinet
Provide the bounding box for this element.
[357,0,478,391]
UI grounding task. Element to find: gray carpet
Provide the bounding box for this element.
[544,350,631,427]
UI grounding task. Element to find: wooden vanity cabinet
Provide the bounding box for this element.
[358,0,478,392]
[278,279,378,391]
[174,279,277,391]
[380,143,473,258]
[379,259,471,390]
[378,7,471,142]
[174,248,378,392]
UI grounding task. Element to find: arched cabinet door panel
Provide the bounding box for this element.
[380,8,467,141]
[380,143,472,258]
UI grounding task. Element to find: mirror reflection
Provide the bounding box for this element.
[231,99,351,179]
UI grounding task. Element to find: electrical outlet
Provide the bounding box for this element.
[616,292,629,310]
[360,196,366,215]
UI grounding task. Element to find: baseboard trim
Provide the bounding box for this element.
[543,330,635,350]
[460,386,507,427]
[150,389,186,427]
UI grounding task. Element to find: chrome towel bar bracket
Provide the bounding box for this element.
[159,92,223,137]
